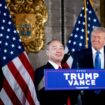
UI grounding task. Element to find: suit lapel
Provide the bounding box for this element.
[89,48,94,68]
[46,62,55,69]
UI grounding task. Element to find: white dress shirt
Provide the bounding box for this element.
[48,60,60,69]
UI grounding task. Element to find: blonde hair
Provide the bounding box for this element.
[91,27,105,34]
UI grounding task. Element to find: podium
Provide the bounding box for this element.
[44,69,105,90]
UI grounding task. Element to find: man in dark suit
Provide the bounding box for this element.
[34,39,68,105]
[72,27,105,105]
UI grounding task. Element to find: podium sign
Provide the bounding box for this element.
[44,69,105,90]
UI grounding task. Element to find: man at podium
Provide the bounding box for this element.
[72,27,105,105]
[34,39,68,105]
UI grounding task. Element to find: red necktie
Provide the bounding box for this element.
[59,66,62,69]
[67,96,71,105]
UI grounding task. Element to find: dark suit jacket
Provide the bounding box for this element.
[72,48,105,105]
[72,48,94,68]
[34,62,67,105]
[72,47,105,69]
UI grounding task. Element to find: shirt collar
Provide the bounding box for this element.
[92,47,104,55]
[48,60,59,69]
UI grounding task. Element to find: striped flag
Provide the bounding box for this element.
[64,0,100,68]
[0,0,39,105]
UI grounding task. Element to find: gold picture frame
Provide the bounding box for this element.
[6,0,48,53]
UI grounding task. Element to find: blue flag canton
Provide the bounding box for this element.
[0,0,24,67]
[67,0,100,53]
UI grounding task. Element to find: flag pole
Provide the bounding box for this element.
[90,0,93,6]
[84,0,88,48]
[84,0,93,48]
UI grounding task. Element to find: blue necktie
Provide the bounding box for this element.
[95,51,101,69]
[94,51,101,94]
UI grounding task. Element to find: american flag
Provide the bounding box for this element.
[65,0,100,68]
[0,0,39,105]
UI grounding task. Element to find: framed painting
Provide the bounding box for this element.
[6,0,48,53]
